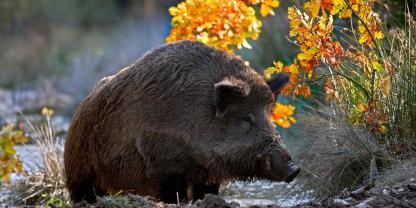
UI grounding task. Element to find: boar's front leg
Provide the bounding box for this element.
[136,131,192,203]
[159,173,188,203]
[190,182,220,201]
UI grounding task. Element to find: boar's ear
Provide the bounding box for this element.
[267,72,289,95]
[214,77,250,118]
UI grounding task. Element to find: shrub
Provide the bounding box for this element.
[0,124,28,183]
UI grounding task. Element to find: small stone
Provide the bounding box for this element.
[199,195,234,208]
[229,202,240,208]
[344,197,357,204]
[355,196,376,208]
[164,205,180,208]
[407,183,416,191]
[227,199,277,208]
[351,187,367,199]
[339,188,350,199]
[382,188,390,195]
[391,188,403,196]
[331,198,350,206]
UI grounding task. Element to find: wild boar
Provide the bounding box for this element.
[64,40,299,203]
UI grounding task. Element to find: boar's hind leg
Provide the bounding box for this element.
[191,183,220,201]
[159,173,188,203]
[67,174,97,203]
[65,149,98,203]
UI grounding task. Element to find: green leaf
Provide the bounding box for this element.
[372,61,384,72]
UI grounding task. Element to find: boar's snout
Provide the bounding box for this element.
[284,162,300,183]
[257,149,300,183]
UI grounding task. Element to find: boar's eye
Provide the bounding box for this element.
[238,115,254,132]
[241,116,253,124]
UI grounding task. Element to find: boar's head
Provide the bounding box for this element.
[209,72,299,183]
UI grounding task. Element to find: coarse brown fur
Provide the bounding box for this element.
[64,40,298,204]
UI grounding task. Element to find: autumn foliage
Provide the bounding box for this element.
[167,0,388,132]
[166,0,279,52]
[0,124,28,183]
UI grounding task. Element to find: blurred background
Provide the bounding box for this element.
[0,0,174,118]
[0,0,308,120]
[0,0,409,117]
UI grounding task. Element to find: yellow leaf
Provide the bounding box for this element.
[358,24,366,33]
[374,31,384,39]
[304,0,321,18]
[3,173,10,182]
[273,61,284,70]
[287,7,297,19]
[263,67,278,79]
[15,161,23,173]
[289,64,299,74]
[242,39,252,49]
[270,0,280,7]
[4,143,16,155]
[260,4,275,17]
[168,7,179,16]
[359,33,370,44]
[351,4,359,12]
[41,107,54,116]
[297,52,313,61]
[357,103,367,112]
[380,125,387,134]
[270,103,296,128]
[381,77,391,95]
[280,120,291,128]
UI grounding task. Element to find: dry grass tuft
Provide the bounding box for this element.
[293,111,392,200]
[382,13,416,152]
[1,112,69,207]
